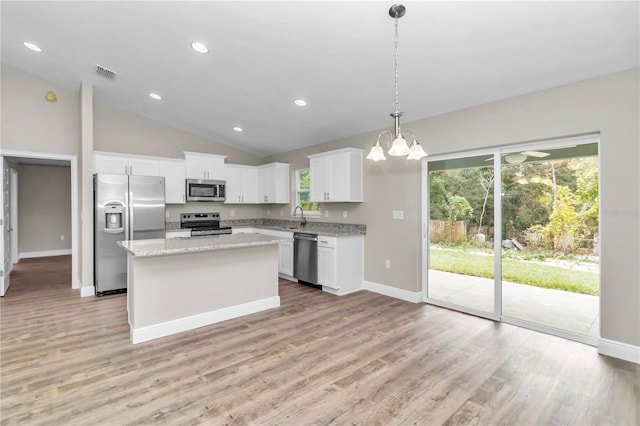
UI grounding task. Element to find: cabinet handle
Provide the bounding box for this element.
[129,165,133,174]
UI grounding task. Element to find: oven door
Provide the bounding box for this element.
[185,179,225,201]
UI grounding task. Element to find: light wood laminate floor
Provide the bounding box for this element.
[1,256,638,425]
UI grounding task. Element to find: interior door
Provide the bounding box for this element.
[10,169,18,267]
[1,159,12,296]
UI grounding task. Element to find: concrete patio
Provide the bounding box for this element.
[428,270,599,337]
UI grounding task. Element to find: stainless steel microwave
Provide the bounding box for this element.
[185,179,226,202]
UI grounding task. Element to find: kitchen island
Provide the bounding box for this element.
[117,233,291,344]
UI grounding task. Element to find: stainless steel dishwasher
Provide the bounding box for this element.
[293,232,318,284]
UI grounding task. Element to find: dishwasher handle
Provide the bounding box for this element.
[293,233,318,242]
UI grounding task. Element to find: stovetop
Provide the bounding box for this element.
[180,212,230,235]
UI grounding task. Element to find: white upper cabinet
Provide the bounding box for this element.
[258,163,290,204]
[157,159,186,204]
[94,152,159,176]
[224,164,258,204]
[307,148,363,202]
[183,152,227,180]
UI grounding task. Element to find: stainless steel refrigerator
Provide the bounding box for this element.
[94,174,165,295]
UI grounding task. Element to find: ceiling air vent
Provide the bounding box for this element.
[95,64,118,80]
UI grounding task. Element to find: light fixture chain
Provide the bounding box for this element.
[394,13,400,114]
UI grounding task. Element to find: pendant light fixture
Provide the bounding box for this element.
[367,4,427,162]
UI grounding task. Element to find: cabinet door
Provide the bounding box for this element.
[279,240,294,276]
[327,154,349,201]
[317,246,337,289]
[272,164,290,203]
[224,165,243,204]
[205,157,226,180]
[129,158,159,177]
[241,167,259,204]
[258,166,274,203]
[309,157,328,202]
[94,154,129,175]
[184,155,208,179]
[158,160,186,204]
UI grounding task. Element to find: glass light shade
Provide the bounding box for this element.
[366,144,386,161]
[388,136,410,156]
[407,142,427,160]
[505,153,526,164]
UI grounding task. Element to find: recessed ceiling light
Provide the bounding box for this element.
[294,99,307,107]
[24,42,42,52]
[233,126,243,132]
[191,42,209,54]
[149,93,162,100]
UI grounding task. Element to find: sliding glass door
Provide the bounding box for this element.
[425,153,498,319]
[500,143,600,341]
[423,137,600,344]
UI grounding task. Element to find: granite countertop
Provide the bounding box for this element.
[164,219,366,237]
[118,233,292,258]
[234,224,362,237]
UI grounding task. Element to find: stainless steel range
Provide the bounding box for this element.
[180,212,232,236]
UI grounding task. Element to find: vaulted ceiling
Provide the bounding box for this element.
[2,1,638,156]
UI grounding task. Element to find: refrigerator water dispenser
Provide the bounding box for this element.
[105,204,123,230]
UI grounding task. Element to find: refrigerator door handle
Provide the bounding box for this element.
[129,191,134,240]
[124,190,130,240]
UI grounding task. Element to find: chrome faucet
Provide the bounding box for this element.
[293,205,307,228]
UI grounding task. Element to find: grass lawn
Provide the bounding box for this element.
[430,248,599,295]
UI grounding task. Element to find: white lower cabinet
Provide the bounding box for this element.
[235,228,294,277]
[278,239,294,277]
[317,244,337,289]
[317,234,363,295]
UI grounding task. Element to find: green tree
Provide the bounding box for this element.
[548,186,580,253]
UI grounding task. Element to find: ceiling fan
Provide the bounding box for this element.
[485,150,551,164]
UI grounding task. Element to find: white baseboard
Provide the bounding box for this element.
[19,249,72,259]
[598,338,640,364]
[130,296,280,344]
[80,286,95,297]
[363,280,423,303]
[322,286,363,296]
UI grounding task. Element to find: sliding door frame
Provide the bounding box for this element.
[421,147,502,321]
[421,134,601,346]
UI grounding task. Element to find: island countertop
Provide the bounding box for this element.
[117,233,292,258]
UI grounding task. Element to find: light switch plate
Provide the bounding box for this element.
[165,211,170,219]
[343,210,348,218]
[392,210,404,220]
[324,210,328,217]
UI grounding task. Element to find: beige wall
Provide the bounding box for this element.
[93,100,262,165]
[264,68,640,347]
[1,64,81,155]
[14,164,71,254]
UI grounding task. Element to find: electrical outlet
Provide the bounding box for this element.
[267,209,270,216]
[324,210,329,218]
[343,210,348,218]
[60,235,65,241]
[280,210,284,216]
[230,209,236,217]
[165,211,170,219]
[385,259,391,269]
[392,210,404,220]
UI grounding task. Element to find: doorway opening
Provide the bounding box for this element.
[423,135,600,344]
[0,151,78,296]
